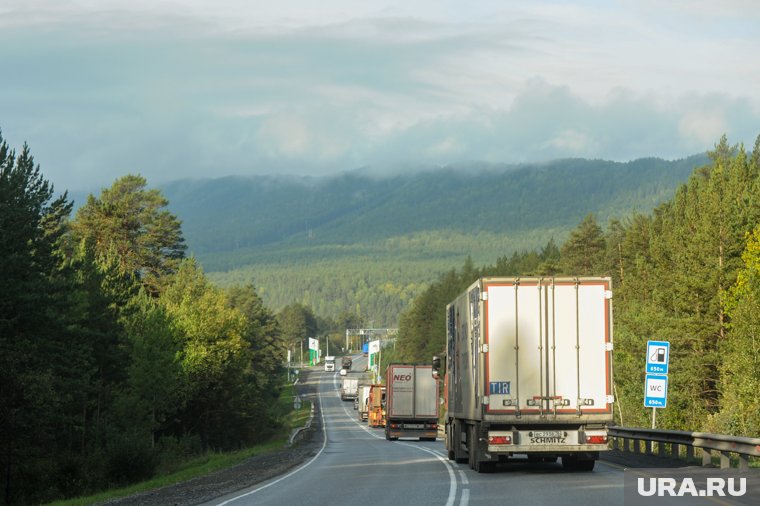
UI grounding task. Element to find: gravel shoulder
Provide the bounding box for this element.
[100,369,324,506]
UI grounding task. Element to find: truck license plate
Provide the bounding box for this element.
[526,430,569,444]
[532,431,563,438]
[405,424,424,429]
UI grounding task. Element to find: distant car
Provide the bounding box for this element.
[339,368,348,376]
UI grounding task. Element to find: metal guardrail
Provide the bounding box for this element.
[609,426,760,470]
[288,403,316,446]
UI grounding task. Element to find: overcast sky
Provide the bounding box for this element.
[1,0,759,191]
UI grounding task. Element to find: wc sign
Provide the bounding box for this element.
[645,374,668,408]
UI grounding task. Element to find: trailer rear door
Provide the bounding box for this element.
[484,278,612,416]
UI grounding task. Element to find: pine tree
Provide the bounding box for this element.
[72,174,186,295]
[713,225,760,436]
[559,213,606,275]
[0,135,76,503]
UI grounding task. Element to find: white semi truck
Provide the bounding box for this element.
[437,277,613,472]
[384,364,439,441]
[340,377,359,401]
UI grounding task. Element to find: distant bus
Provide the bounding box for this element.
[362,343,369,356]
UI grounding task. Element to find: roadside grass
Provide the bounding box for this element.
[47,380,312,506]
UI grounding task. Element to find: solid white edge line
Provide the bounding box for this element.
[214,373,328,505]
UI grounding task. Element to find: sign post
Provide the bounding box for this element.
[644,340,670,428]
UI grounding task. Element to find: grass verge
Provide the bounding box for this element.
[47,381,313,506]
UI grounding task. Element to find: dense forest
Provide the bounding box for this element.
[0,134,326,504]
[165,155,706,325]
[388,134,760,438]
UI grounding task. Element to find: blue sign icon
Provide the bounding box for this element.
[646,340,670,374]
[644,374,668,408]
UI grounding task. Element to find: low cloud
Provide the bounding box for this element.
[0,2,758,190]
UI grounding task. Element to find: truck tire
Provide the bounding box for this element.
[446,422,455,460]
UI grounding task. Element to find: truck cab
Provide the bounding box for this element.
[324,356,335,372]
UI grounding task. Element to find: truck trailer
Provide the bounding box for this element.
[357,385,371,421]
[384,364,439,441]
[340,377,359,401]
[438,277,613,472]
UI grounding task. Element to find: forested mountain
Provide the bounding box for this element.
[157,156,706,324]
[163,156,706,257]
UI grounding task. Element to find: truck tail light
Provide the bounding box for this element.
[584,431,607,444]
[430,423,437,429]
[488,435,512,445]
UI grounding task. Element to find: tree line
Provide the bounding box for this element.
[392,134,760,437]
[0,134,285,504]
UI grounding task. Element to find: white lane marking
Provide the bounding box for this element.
[398,441,458,506]
[336,375,459,506]
[460,488,470,506]
[458,470,469,485]
[215,374,328,505]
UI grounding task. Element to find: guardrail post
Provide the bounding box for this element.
[671,443,679,459]
[658,441,666,458]
[644,440,651,454]
[686,445,694,462]
[720,451,730,469]
[739,454,749,470]
[623,437,631,452]
[702,448,712,467]
[633,439,640,454]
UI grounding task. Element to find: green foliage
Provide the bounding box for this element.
[0,133,79,504]
[0,133,288,503]
[73,174,186,295]
[169,155,703,326]
[711,225,760,436]
[559,214,606,275]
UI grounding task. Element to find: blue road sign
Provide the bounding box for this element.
[646,340,670,374]
[644,374,668,408]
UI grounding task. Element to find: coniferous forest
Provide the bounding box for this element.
[2,130,760,503]
[0,135,287,503]
[390,134,760,438]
